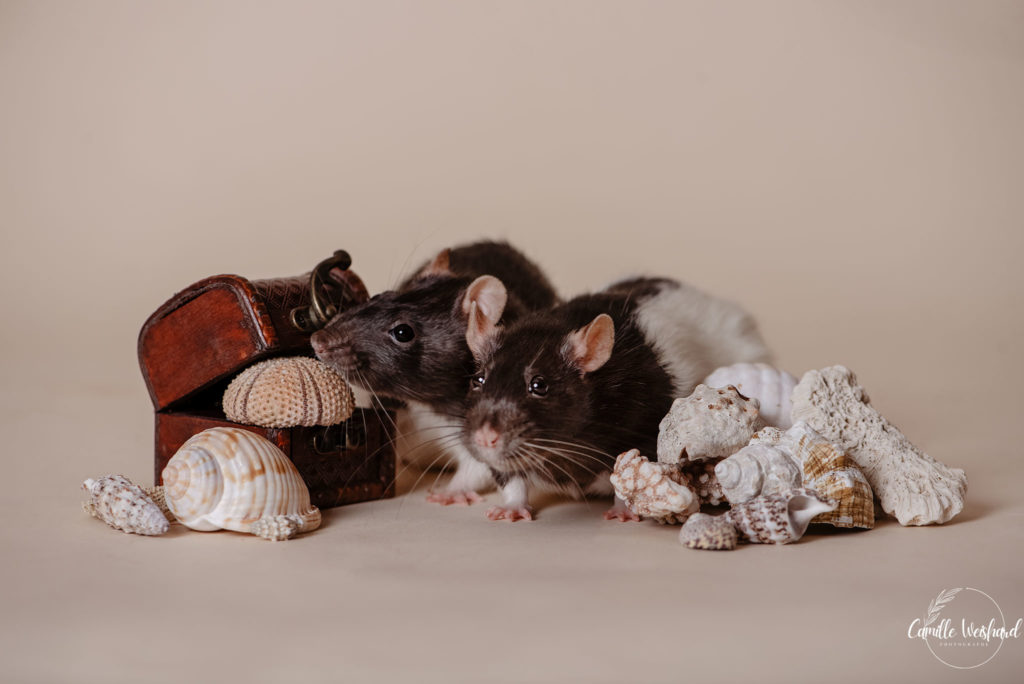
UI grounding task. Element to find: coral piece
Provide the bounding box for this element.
[791,366,967,525]
[610,449,699,524]
[703,363,797,428]
[657,385,764,464]
[82,475,169,536]
[714,443,802,504]
[141,485,174,522]
[725,488,836,544]
[680,460,727,506]
[250,515,303,541]
[163,427,322,540]
[223,356,355,428]
[679,512,738,550]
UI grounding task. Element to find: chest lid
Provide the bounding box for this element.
[138,251,367,412]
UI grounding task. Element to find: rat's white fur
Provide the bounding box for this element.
[396,401,493,495]
[631,281,770,396]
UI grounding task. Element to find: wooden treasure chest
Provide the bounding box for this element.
[138,250,395,509]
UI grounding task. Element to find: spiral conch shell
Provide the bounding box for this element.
[223,356,355,428]
[82,475,169,536]
[703,363,797,429]
[610,449,699,524]
[162,427,322,541]
[725,488,836,544]
[714,443,802,504]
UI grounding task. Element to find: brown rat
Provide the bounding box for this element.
[310,240,559,503]
[461,277,770,521]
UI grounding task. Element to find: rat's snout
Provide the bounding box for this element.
[472,423,502,450]
[309,327,356,373]
[309,330,333,356]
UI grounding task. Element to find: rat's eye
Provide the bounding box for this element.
[389,324,415,343]
[528,376,548,397]
[471,374,486,390]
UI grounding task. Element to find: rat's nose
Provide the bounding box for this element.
[473,423,501,449]
[309,330,331,356]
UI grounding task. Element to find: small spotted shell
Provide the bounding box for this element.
[223,356,355,428]
[679,513,738,550]
[82,475,169,536]
[725,488,836,544]
[162,427,321,540]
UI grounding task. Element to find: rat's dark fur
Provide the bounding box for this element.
[463,286,674,492]
[311,241,559,418]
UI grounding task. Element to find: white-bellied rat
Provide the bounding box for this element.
[461,277,770,521]
[310,241,559,503]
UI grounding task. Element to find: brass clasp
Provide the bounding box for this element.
[290,249,353,333]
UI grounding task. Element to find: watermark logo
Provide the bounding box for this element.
[907,587,1022,669]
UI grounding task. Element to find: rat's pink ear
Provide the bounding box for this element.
[463,275,507,359]
[564,314,615,375]
[419,248,452,277]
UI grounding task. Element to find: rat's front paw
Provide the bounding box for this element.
[427,490,483,506]
[486,505,534,522]
[603,506,641,522]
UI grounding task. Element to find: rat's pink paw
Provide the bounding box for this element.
[426,490,483,506]
[486,505,534,522]
[603,507,641,522]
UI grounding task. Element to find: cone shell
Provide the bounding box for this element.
[82,475,169,536]
[725,488,836,544]
[162,427,321,539]
[657,385,764,464]
[703,363,797,428]
[714,443,801,504]
[610,449,699,524]
[223,356,355,428]
[679,512,738,550]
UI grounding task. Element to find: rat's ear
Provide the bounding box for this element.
[419,248,452,277]
[463,275,507,359]
[564,314,615,375]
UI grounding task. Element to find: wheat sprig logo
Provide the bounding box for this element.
[922,587,962,628]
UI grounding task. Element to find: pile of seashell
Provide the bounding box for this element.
[82,428,322,541]
[611,362,968,551]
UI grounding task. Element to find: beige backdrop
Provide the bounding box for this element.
[2,2,1022,682]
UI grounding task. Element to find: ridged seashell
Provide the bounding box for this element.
[679,512,738,550]
[82,475,169,536]
[800,436,874,529]
[657,385,764,464]
[163,427,321,540]
[714,443,802,504]
[610,449,699,524]
[791,366,967,525]
[223,357,355,428]
[725,488,836,544]
[703,363,797,428]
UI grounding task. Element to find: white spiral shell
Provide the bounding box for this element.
[703,363,797,428]
[162,427,321,540]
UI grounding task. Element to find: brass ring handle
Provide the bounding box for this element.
[289,249,353,333]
